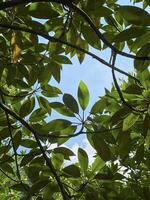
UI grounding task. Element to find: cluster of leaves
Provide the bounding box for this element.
[0,0,150,199]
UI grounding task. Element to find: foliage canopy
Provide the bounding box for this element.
[0,0,150,199]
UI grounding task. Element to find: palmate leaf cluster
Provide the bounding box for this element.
[0,0,150,199]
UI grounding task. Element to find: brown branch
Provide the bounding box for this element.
[0,0,150,60]
[38,126,120,139]
[111,51,148,113]
[0,23,139,82]
[0,102,69,200]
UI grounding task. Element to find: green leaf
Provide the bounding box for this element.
[51,152,64,170]
[143,113,150,137]
[91,98,106,114]
[63,164,80,178]
[63,93,79,114]
[13,130,22,149]
[53,147,75,159]
[10,183,29,192]
[118,131,131,159]
[52,55,72,64]
[50,102,75,117]
[92,134,111,161]
[134,44,150,70]
[91,156,105,175]
[30,179,49,195]
[21,139,38,148]
[43,119,71,132]
[37,96,51,115]
[117,6,150,26]
[123,113,139,131]
[19,97,35,118]
[78,81,90,110]
[78,148,89,173]
[87,6,113,17]
[41,85,62,97]
[27,2,58,19]
[0,128,10,141]
[29,108,47,122]
[38,64,52,84]
[0,163,14,174]
[114,27,148,43]
[82,25,101,49]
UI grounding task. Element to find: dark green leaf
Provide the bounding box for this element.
[63,164,80,178]
[117,6,150,26]
[92,134,112,161]
[63,93,79,114]
[27,3,58,19]
[50,102,75,117]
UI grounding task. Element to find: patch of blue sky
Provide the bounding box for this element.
[28,0,145,155]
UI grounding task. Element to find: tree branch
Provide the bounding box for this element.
[39,127,121,139]
[0,23,139,82]
[111,51,148,113]
[0,0,150,60]
[0,102,69,200]
[0,93,22,180]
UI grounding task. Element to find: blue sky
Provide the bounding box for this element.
[50,0,140,110]
[37,0,144,161]
[45,0,139,151]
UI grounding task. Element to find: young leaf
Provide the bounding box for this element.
[78,81,90,110]
[63,93,79,114]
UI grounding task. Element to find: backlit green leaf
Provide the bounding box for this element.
[43,119,71,132]
[78,81,90,110]
[78,148,89,172]
[123,113,139,131]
